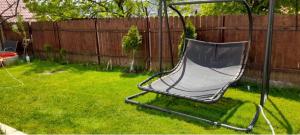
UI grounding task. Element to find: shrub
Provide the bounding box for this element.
[43,44,53,61]
[11,15,27,38]
[178,19,197,56]
[59,48,67,64]
[122,25,142,72]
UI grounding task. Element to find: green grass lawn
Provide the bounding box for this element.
[0,60,300,134]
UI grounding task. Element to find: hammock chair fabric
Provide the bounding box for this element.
[140,39,247,102]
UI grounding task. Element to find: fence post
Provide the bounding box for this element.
[53,22,62,52]
[95,19,101,65]
[221,16,225,42]
[296,0,298,30]
[53,22,61,60]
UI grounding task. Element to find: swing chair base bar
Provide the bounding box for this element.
[125,91,261,132]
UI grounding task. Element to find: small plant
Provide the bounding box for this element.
[106,59,112,71]
[122,25,142,72]
[43,43,53,61]
[59,48,67,64]
[178,19,197,56]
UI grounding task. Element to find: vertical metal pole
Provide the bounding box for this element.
[261,0,275,106]
[163,0,174,68]
[158,0,163,72]
[145,7,151,70]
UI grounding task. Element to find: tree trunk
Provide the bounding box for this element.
[0,24,4,50]
[130,50,136,72]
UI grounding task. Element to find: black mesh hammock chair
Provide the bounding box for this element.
[126,0,263,132]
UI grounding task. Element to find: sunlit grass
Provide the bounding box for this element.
[0,60,299,134]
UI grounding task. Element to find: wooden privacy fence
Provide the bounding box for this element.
[31,18,149,66]
[3,15,300,85]
[30,15,300,71]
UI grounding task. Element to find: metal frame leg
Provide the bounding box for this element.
[125,91,260,132]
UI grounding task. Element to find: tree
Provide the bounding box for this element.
[178,19,197,56]
[199,0,300,15]
[11,15,31,59]
[23,0,150,21]
[0,0,21,52]
[122,25,142,72]
[0,0,21,24]
[22,0,300,21]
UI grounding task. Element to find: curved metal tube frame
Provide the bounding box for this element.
[126,91,260,132]
[125,0,265,132]
[169,0,253,82]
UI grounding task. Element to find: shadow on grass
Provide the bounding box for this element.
[236,81,300,102]
[235,82,297,133]
[120,71,151,78]
[136,95,256,131]
[263,98,293,134]
[120,73,141,78]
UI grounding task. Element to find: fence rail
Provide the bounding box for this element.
[2,15,300,85]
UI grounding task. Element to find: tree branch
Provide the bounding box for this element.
[0,1,16,15]
[0,0,21,24]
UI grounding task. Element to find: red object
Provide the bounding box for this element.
[0,52,17,58]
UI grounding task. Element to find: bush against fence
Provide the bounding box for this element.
[3,15,300,85]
